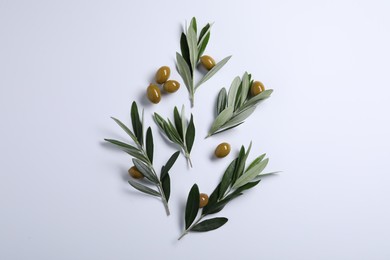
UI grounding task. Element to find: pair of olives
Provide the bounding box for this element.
[147,66,181,104]
[200,55,216,70]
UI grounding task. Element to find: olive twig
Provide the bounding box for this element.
[176,17,231,107]
[153,106,195,168]
[179,142,277,239]
[104,101,180,216]
[207,72,273,137]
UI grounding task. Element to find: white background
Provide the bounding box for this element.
[1,0,390,259]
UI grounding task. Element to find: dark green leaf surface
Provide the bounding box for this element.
[234,180,261,194]
[131,102,143,146]
[173,107,184,140]
[216,88,227,115]
[185,114,195,153]
[160,151,180,180]
[180,32,191,72]
[146,127,153,163]
[198,23,210,44]
[218,159,237,199]
[161,174,171,201]
[132,158,158,184]
[191,217,228,232]
[197,32,210,60]
[128,179,161,197]
[185,184,200,229]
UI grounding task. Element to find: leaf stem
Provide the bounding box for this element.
[157,182,170,216]
[185,151,193,168]
[178,214,205,240]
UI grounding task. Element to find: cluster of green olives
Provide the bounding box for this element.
[147,66,181,104]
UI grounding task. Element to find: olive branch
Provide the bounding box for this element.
[178,142,278,240]
[207,72,273,137]
[153,106,195,168]
[176,17,231,107]
[104,101,180,216]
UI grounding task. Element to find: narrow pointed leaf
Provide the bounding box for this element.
[146,127,153,163]
[233,180,261,194]
[161,174,171,201]
[191,217,228,232]
[222,106,256,129]
[239,89,273,112]
[187,27,198,72]
[210,122,244,136]
[227,76,241,108]
[216,88,227,115]
[218,159,237,199]
[240,72,250,105]
[190,17,197,33]
[181,105,187,138]
[161,151,180,180]
[198,23,211,45]
[246,154,266,173]
[132,158,159,184]
[195,56,231,89]
[128,179,161,197]
[174,107,184,140]
[197,32,210,60]
[185,114,195,153]
[110,117,138,144]
[208,106,234,135]
[232,158,269,189]
[252,171,282,182]
[185,184,200,229]
[180,33,191,70]
[131,102,143,146]
[176,52,193,92]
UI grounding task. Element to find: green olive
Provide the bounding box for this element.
[147,84,161,104]
[163,80,180,93]
[155,66,171,84]
[128,166,144,179]
[251,81,265,96]
[215,142,231,158]
[199,193,209,208]
[200,55,216,70]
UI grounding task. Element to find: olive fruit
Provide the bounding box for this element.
[128,166,144,179]
[147,83,161,104]
[163,80,180,93]
[215,142,231,158]
[155,66,170,84]
[251,81,265,96]
[199,193,209,208]
[200,55,216,70]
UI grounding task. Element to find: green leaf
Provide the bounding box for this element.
[180,32,191,71]
[198,23,211,45]
[202,184,220,214]
[185,114,195,153]
[176,52,193,92]
[227,76,241,108]
[146,127,153,163]
[187,27,198,72]
[234,180,261,194]
[216,88,227,115]
[161,151,180,180]
[218,159,237,199]
[246,154,266,173]
[239,89,273,112]
[208,106,234,136]
[210,122,244,136]
[232,158,269,189]
[240,72,250,106]
[173,107,184,140]
[222,106,256,129]
[128,179,161,197]
[203,194,242,215]
[191,217,228,232]
[132,158,159,184]
[185,184,200,229]
[236,142,252,179]
[190,17,197,33]
[131,102,143,146]
[110,117,138,144]
[232,146,246,182]
[161,174,171,202]
[195,56,231,89]
[167,119,182,143]
[181,105,187,138]
[251,171,281,182]
[105,139,149,163]
[197,32,210,60]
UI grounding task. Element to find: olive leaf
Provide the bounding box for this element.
[178,142,277,240]
[105,101,179,216]
[207,73,273,137]
[153,106,195,167]
[177,17,230,107]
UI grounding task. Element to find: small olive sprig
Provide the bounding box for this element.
[176,17,231,107]
[105,101,180,216]
[153,106,195,168]
[147,66,181,104]
[178,142,277,240]
[207,72,273,137]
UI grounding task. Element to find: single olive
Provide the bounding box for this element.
[251,81,265,96]
[200,55,216,70]
[128,166,144,179]
[215,142,231,158]
[163,80,180,93]
[147,83,161,104]
[155,66,171,84]
[199,193,209,208]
